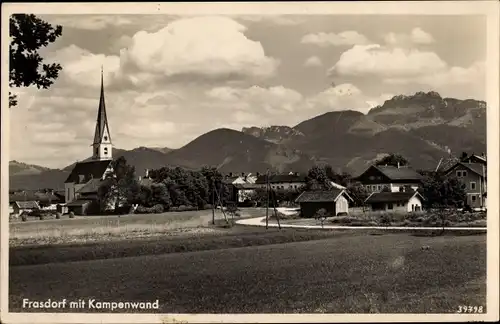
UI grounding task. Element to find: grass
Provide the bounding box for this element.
[9,208,267,247]
[10,226,364,266]
[9,233,486,313]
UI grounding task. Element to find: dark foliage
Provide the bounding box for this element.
[9,14,63,107]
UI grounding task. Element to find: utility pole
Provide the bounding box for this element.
[265,169,269,230]
[211,178,215,225]
[272,189,281,230]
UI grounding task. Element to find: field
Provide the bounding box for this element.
[9,208,266,247]
[10,232,486,313]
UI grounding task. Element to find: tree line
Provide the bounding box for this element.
[97,153,467,214]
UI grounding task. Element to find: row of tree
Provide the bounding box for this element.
[96,153,468,214]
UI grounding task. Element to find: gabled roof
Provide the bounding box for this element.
[329,181,346,190]
[365,191,424,204]
[374,165,423,181]
[295,189,353,203]
[463,154,486,164]
[14,201,40,209]
[255,174,307,184]
[93,69,112,144]
[445,162,486,178]
[66,199,94,207]
[77,178,105,194]
[435,156,460,172]
[65,160,112,183]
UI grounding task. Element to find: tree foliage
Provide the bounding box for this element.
[420,171,466,208]
[9,14,63,107]
[346,181,369,207]
[98,156,140,212]
[375,153,409,167]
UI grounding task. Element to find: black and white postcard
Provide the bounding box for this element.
[1,1,499,323]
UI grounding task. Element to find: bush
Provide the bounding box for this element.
[39,214,45,220]
[55,212,62,219]
[135,204,164,214]
[330,216,357,224]
[21,213,28,222]
[69,212,75,219]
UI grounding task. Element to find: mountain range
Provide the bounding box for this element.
[9,91,486,191]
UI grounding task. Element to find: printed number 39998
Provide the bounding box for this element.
[457,305,484,313]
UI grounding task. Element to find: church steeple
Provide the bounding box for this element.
[92,67,112,160]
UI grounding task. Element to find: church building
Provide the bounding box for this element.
[64,69,114,215]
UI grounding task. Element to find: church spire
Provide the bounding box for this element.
[92,67,112,160]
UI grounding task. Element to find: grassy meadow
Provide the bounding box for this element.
[10,232,486,313]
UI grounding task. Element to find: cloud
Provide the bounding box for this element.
[42,15,133,30]
[330,44,448,78]
[304,56,323,67]
[301,31,369,47]
[119,16,279,82]
[205,85,303,114]
[384,27,435,46]
[48,45,120,90]
[234,15,305,26]
[304,83,375,114]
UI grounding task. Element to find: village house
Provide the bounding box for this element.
[64,69,114,216]
[353,164,423,193]
[443,161,486,210]
[255,172,306,191]
[295,189,353,218]
[364,191,425,213]
[9,190,65,215]
[222,172,259,203]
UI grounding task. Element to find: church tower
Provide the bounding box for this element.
[92,67,113,160]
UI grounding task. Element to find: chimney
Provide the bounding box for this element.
[397,162,400,169]
[145,169,149,178]
[241,172,245,177]
[295,172,299,176]
[256,172,260,177]
[138,176,142,181]
[481,152,485,158]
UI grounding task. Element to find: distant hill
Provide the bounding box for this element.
[9,160,51,176]
[9,91,486,190]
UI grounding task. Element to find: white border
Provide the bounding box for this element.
[1,1,499,323]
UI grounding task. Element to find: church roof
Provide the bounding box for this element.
[65,160,112,184]
[93,69,112,145]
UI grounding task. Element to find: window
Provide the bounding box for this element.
[104,147,108,155]
[377,185,381,191]
[463,171,467,177]
[388,203,394,210]
[456,171,462,177]
[472,195,477,202]
[365,185,371,191]
[372,185,376,191]
[104,136,108,141]
[470,182,476,190]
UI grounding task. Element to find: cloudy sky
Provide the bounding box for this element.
[9,14,486,168]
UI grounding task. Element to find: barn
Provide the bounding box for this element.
[295,189,353,218]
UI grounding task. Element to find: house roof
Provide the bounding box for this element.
[9,192,38,202]
[445,162,486,177]
[329,181,346,190]
[353,165,423,182]
[464,154,487,164]
[66,199,94,207]
[295,189,352,203]
[365,191,423,204]
[9,192,64,204]
[222,176,240,184]
[76,179,104,194]
[233,183,261,190]
[435,156,461,172]
[255,174,306,184]
[14,201,40,209]
[65,160,112,183]
[375,165,423,181]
